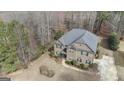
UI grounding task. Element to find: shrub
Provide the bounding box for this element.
[2,64,17,73]
[108,32,120,50]
[83,64,89,70]
[65,60,76,65]
[65,61,91,70]
[89,63,94,68]
[70,61,74,65]
[54,31,64,40]
[65,61,71,65]
[80,64,84,69]
[49,51,55,57]
[48,46,54,52]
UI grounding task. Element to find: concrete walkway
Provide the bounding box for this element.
[94,55,118,81]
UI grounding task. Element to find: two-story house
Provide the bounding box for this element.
[54,29,98,64]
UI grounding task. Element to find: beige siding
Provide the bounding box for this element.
[67,43,95,63]
[72,43,92,52]
[67,48,76,60]
[54,41,95,63]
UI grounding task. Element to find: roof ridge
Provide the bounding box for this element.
[68,30,86,46]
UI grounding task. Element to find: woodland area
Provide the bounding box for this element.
[0,11,124,73]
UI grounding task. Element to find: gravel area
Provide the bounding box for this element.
[8,53,100,81]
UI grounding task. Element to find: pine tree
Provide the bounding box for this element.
[108,32,120,50]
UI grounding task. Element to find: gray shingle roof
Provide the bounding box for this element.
[59,29,86,45]
[58,28,98,53]
[76,31,98,53]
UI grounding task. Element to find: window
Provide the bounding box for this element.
[81,51,87,55]
[81,51,83,55]
[85,60,92,64]
[86,52,89,56]
[81,51,89,56]
[77,58,82,62]
[85,60,90,64]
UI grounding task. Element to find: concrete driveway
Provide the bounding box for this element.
[8,53,100,81]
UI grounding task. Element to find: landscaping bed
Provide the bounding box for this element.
[65,60,98,72]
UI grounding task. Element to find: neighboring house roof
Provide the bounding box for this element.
[58,28,98,53]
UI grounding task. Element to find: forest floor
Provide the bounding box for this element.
[114,40,124,80]
[8,53,100,81]
[118,40,124,52]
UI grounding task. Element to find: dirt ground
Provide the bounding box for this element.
[115,40,124,80]
[116,66,124,81]
[119,41,124,52]
[8,53,100,81]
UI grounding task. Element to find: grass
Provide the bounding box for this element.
[2,64,17,73]
[1,61,21,74]
[114,51,124,67]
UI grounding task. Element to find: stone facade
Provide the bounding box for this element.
[54,41,63,55]
[54,42,95,64]
[66,43,95,64]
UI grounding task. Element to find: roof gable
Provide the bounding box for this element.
[58,29,85,46]
[76,31,98,53]
[58,28,98,53]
